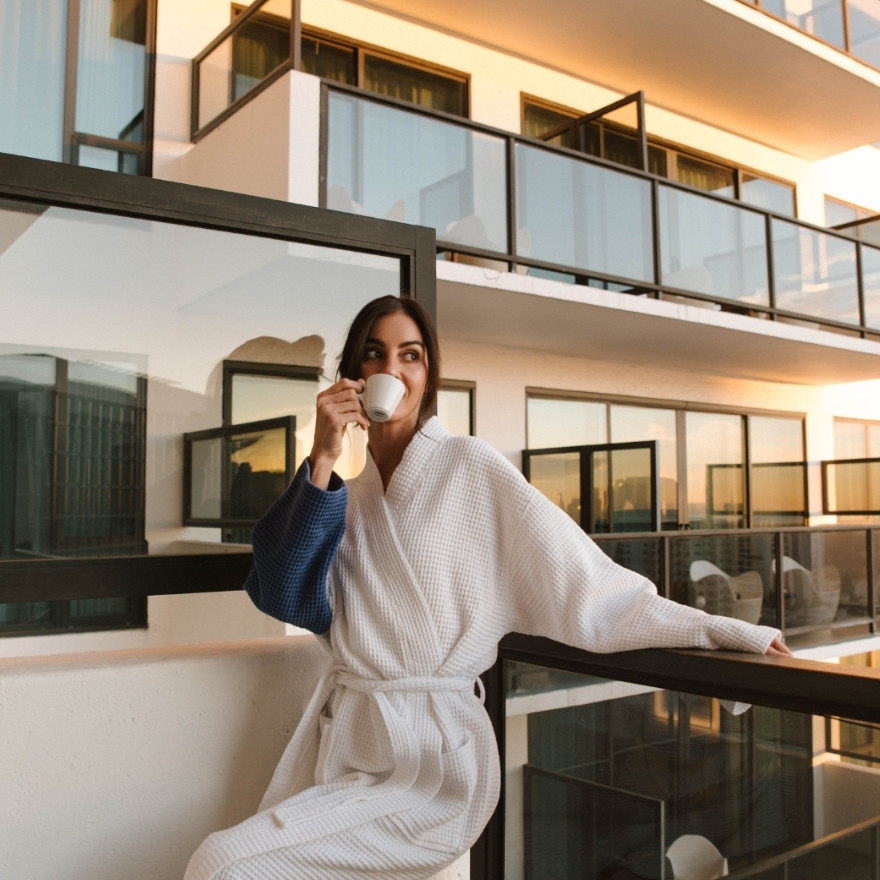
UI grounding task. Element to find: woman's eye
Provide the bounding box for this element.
[403,350,420,362]
[364,348,381,360]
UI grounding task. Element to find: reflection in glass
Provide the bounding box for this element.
[772,219,860,324]
[659,185,769,305]
[741,173,796,217]
[611,404,678,529]
[686,412,744,529]
[0,0,68,161]
[328,92,507,251]
[0,200,399,559]
[750,415,806,527]
[527,452,581,523]
[847,0,880,68]
[76,0,147,142]
[505,660,827,880]
[782,531,863,627]
[516,143,654,281]
[761,0,846,48]
[527,396,606,449]
[670,532,774,626]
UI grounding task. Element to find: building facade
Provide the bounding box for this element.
[4,2,880,878]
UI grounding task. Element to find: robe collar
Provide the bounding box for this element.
[360,416,449,504]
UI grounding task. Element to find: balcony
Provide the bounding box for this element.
[349,0,880,160]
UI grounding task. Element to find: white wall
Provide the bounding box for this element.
[0,636,469,880]
[0,636,330,880]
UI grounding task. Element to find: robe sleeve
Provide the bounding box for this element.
[503,481,780,655]
[242,458,347,634]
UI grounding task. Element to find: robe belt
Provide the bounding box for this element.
[258,662,484,813]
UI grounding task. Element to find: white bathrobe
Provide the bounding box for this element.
[185,417,779,880]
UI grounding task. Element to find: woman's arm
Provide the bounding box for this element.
[243,458,347,633]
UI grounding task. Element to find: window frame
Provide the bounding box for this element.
[0,151,437,623]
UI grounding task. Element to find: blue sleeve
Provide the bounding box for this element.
[242,458,347,634]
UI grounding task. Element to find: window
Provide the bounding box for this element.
[230,8,469,117]
[526,393,805,531]
[438,382,475,436]
[521,96,796,216]
[0,0,155,174]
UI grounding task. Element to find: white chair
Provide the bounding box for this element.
[689,560,763,624]
[666,834,728,880]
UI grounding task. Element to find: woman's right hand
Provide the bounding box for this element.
[307,378,368,489]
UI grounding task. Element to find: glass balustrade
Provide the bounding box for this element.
[658,184,770,307]
[772,218,860,325]
[327,91,508,252]
[514,144,654,282]
[502,655,880,880]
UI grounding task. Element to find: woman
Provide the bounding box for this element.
[185,295,788,880]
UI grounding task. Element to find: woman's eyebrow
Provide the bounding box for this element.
[366,337,424,348]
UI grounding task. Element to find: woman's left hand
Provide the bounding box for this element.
[765,636,791,656]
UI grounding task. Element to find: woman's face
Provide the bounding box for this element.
[361,312,428,426]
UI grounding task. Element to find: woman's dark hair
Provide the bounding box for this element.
[338,295,441,424]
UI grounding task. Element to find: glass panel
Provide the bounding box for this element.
[670,532,775,626]
[772,219,860,325]
[862,243,880,329]
[437,386,473,435]
[228,424,289,520]
[591,450,609,532]
[197,0,291,130]
[521,101,578,143]
[676,153,735,195]
[750,415,806,527]
[835,419,869,458]
[0,196,400,564]
[231,4,291,102]
[526,397,606,449]
[610,405,678,529]
[741,173,796,217]
[190,436,223,520]
[78,145,140,175]
[609,446,655,532]
[686,412,744,529]
[659,185,770,306]
[328,92,507,251]
[824,460,880,514]
[76,0,147,142]
[527,452,582,524]
[363,55,466,116]
[231,373,317,469]
[782,531,864,626]
[594,536,662,586]
[826,197,859,228]
[0,0,69,161]
[301,35,355,83]
[505,660,823,880]
[761,0,846,48]
[847,0,880,68]
[516,143,654,281]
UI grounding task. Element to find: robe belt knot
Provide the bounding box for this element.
[334,667,485,703]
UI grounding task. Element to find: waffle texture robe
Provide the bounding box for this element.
[185,417,780,880]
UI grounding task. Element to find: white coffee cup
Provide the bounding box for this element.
[358,373,405,422]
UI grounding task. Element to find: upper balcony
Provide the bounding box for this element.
[184,3,880,386]
[351,0,880,160]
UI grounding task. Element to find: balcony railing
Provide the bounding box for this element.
[322,84,880,339]
[488,632,880,880]
[190,2,880,339]
[741,0,880,72]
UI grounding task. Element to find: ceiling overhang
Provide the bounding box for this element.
[352,0,880,159]
[436,264,880,386]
